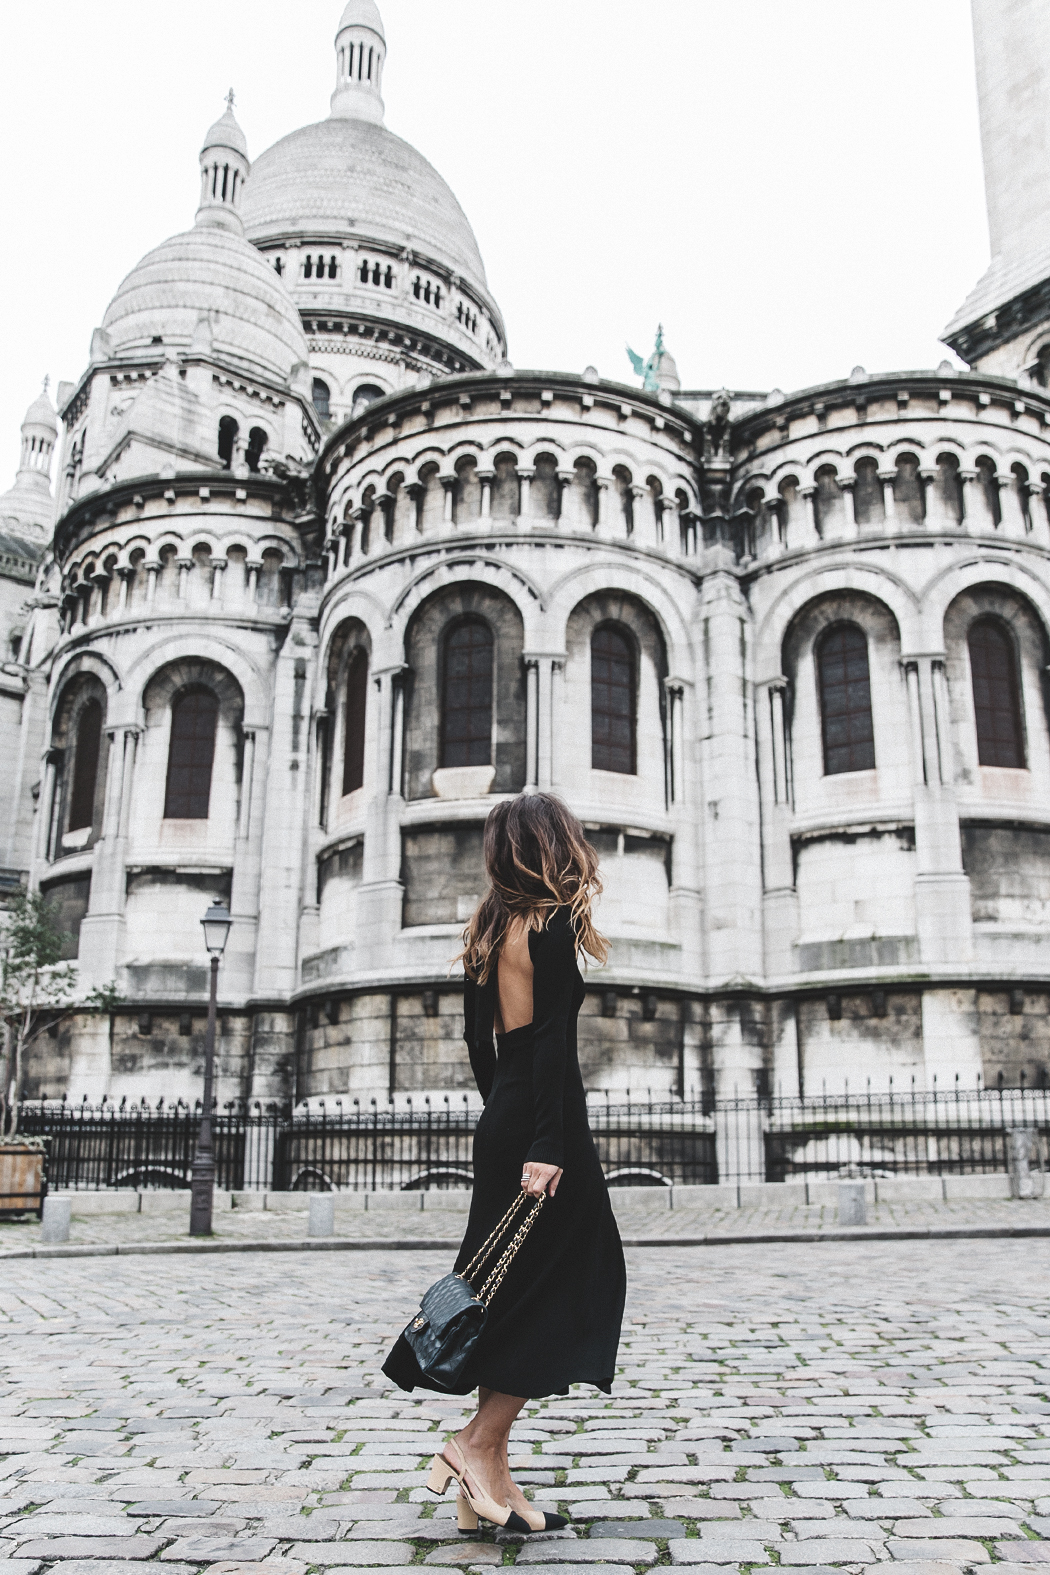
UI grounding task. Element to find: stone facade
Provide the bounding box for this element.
[5,0,1050,1107]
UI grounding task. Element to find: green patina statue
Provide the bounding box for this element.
[626,324,666,392]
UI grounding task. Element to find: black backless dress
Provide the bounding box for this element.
[383,907,626,1399]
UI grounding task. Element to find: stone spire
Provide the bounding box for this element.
[0,380,57,538]
[195,92,250,236]
[942,0,1050,377]
[330,0,386,124]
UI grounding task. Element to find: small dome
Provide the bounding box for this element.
[23,386,57,433]
[202,104,248,159]
[338,0,384,37]
[243,117,488,290]
[101,226,309,384]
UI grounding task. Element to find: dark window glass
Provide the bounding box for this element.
[342,648,368,794]
[312,378,331,419]
[68,699,102,832]
[164,686,219,819]
[969,617,1025,767]
[441,618,493,768]
[217,416,238,469]
[817,623,876,774]
[591,624,636,774]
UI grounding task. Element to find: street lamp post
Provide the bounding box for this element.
[189,901,232,1237]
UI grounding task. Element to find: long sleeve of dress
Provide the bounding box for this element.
[463,976,496,1101]
[524,917,578,1167]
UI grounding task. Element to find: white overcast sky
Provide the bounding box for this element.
[0,0,987,483]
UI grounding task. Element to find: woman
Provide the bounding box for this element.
[383,792,626,1534]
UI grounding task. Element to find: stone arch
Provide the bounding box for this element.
[323,616,373,824]
[49,668,110,857]
[402,581,526,801]
[781,589,903,792]
[942,581,1050,785]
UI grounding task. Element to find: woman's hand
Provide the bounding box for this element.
[521,1162,563,1198]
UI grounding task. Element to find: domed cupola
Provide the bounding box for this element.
[241,1,506,421]
[0,380,57,539]
[196,90,250,235]
[98,100,310,386]
[331,0,386,125]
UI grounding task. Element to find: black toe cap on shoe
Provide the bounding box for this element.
[542,1513,569,1530]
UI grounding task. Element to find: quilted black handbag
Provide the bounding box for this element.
[402,1191,544,1391]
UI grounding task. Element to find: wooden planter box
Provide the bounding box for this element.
[0,1143,47,1217]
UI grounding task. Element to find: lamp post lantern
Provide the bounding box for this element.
[189,900,232,1237]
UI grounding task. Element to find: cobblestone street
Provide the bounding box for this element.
[3,1239,1050,1575]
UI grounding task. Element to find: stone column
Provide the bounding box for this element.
[405,481,424,532]
[175,556,193,598]
[77,725,141,989]
[117,566,133,612]
[477,469,494,520]
[901,654,973,966]
[354,664,408,980]
[664,680,685,805]
[595,477,610,531]
[239,728,258,840]
[697,568,764,983]
[210,557,226,601]
[800,484,820,541]
[920,467,940,526]
[838,477,857,533]
[440,474,456,524]
[246,559,262,601]
[879,469,898,527]
[524,658,539,790]
[556,470,574,524]
[517,467,534,520]
[389,671,407,797]
[757,677,798,980]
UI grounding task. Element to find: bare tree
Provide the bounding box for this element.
[0,890,119,1137]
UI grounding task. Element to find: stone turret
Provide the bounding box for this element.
[942,0,1050,379]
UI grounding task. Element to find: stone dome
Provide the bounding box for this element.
[100,225,310,384]
[202,104,248,160]
[242,117,488,291]
[338,0,384,36]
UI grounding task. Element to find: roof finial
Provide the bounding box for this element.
[226,87,236,113]
[42,374,50,394]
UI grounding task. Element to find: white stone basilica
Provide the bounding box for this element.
[6,0,1050,1107]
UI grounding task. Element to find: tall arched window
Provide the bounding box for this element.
[312,378,331,420]
[164,686,219,819]
[68,700,102,833]
[591,623,636,774]
[817,623,875,774]
[969,617,1025,767]
[246,427,267,473]
[217,416,238,469]
[342,648,368,794]
[441,617,493,768]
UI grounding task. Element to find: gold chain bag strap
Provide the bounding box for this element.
[401,1189,546,1390]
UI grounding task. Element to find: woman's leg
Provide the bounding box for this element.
[450,1386,531,1513]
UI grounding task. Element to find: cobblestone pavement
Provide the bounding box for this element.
[3,1196,1050,1254]
[3,1240,1050,1575]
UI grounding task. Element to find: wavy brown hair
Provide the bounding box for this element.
[456,793,608,983]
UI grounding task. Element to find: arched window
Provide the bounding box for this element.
[342,648,368,795]
[441,617,493,768]
[164,686,219,819]
[217,416,238,469]
[246,427,267,473]
[312,378,331,420]
[817,623,875,774]
[68,700,102,833]
[591,624,636,774]
[969,617,1025,767]
[351,384,383,419]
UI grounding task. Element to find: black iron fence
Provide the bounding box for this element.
[13,1083,1049,1192]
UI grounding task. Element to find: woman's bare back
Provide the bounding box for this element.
[494,917,534,1034]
